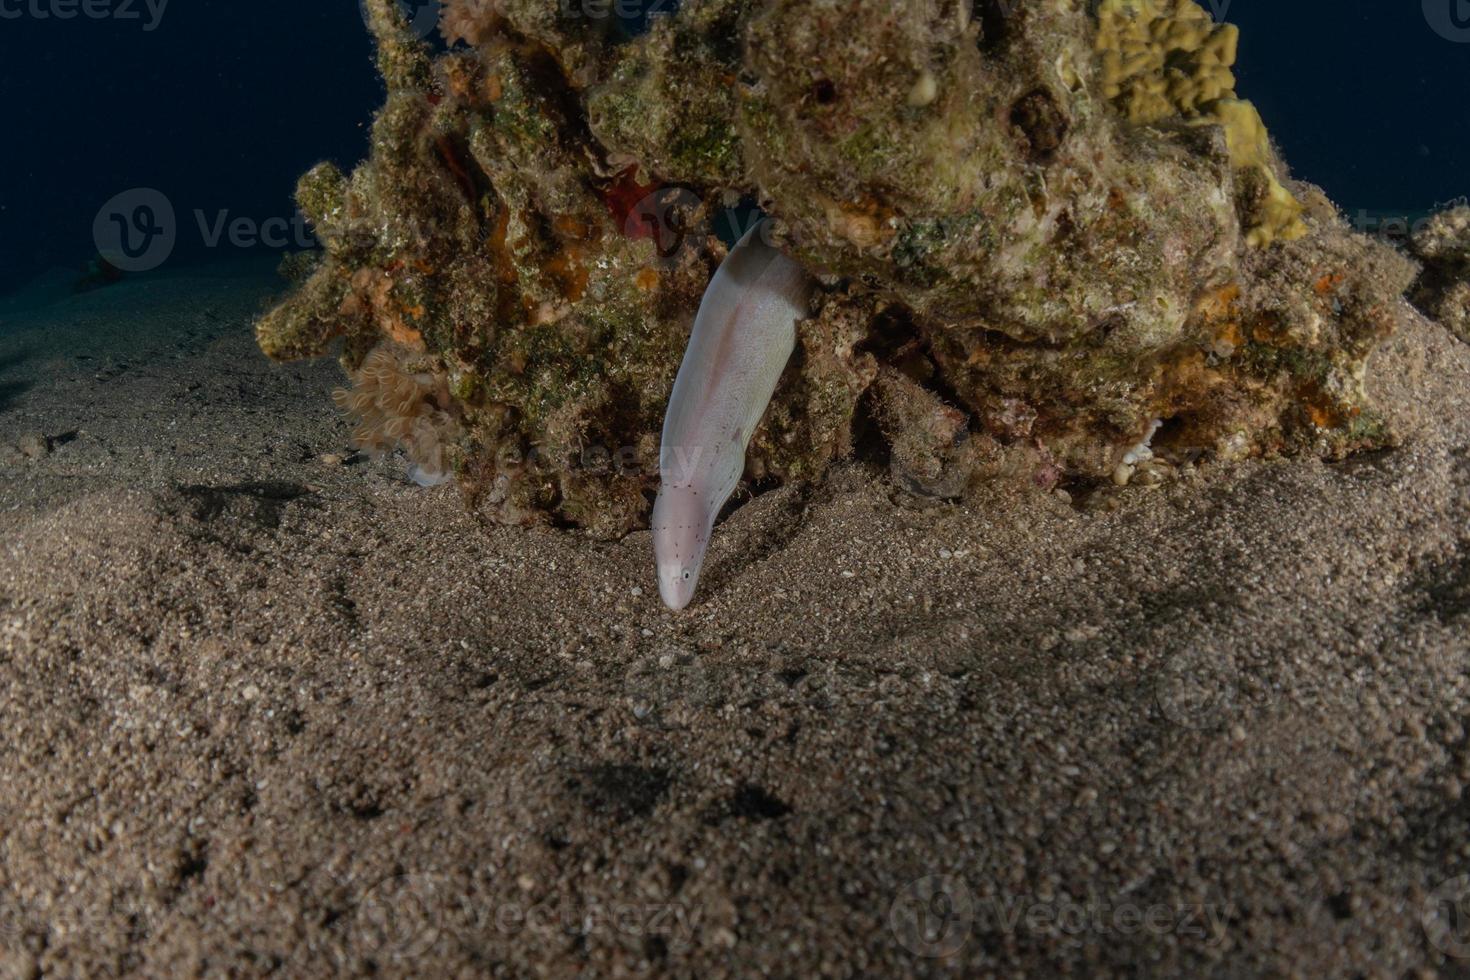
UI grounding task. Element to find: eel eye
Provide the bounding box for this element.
[681,569,692,582]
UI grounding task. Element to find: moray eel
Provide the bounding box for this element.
[652,222,812,610]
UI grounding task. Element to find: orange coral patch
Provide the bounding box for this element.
[1305,401,1335,428]
[1155,348,1222,411]
[552,215,590,241]
[1215,320,1244,348]
[1194,283,1241,320]
[385,319,426,350]
[350,267,427,351]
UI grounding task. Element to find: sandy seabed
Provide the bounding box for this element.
[0,261,1468,977]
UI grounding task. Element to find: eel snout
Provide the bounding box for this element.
[651,485,711,611]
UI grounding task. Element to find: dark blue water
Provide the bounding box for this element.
[0,2,382,294]
[1233,2,1470,213]
[1,1,1466,296]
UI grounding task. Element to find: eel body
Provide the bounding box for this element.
[651,223,812,610]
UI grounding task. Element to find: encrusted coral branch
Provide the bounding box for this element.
[1095,0,1307,247]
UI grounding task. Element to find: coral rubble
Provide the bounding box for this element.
[1409,206,1470,343]
[258,0,1422,535]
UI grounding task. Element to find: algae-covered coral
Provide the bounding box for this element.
[258,0,1420,535]
[1409,206,1470,343]
[1095,0,1307,248]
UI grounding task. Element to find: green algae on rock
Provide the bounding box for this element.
[257,0,1422,535]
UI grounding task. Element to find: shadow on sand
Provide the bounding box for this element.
[0,349,34,412]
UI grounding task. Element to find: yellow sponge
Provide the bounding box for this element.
[1096,0,1307,247]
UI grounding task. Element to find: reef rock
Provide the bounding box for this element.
[258,0,1422,536]
[1409,205,1470,343]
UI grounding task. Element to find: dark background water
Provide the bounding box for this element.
[0,0,1467,296]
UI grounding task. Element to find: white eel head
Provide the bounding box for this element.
[650,219,811,611]
[651,485,711,611]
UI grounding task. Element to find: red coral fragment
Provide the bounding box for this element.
[601,166,663,241]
